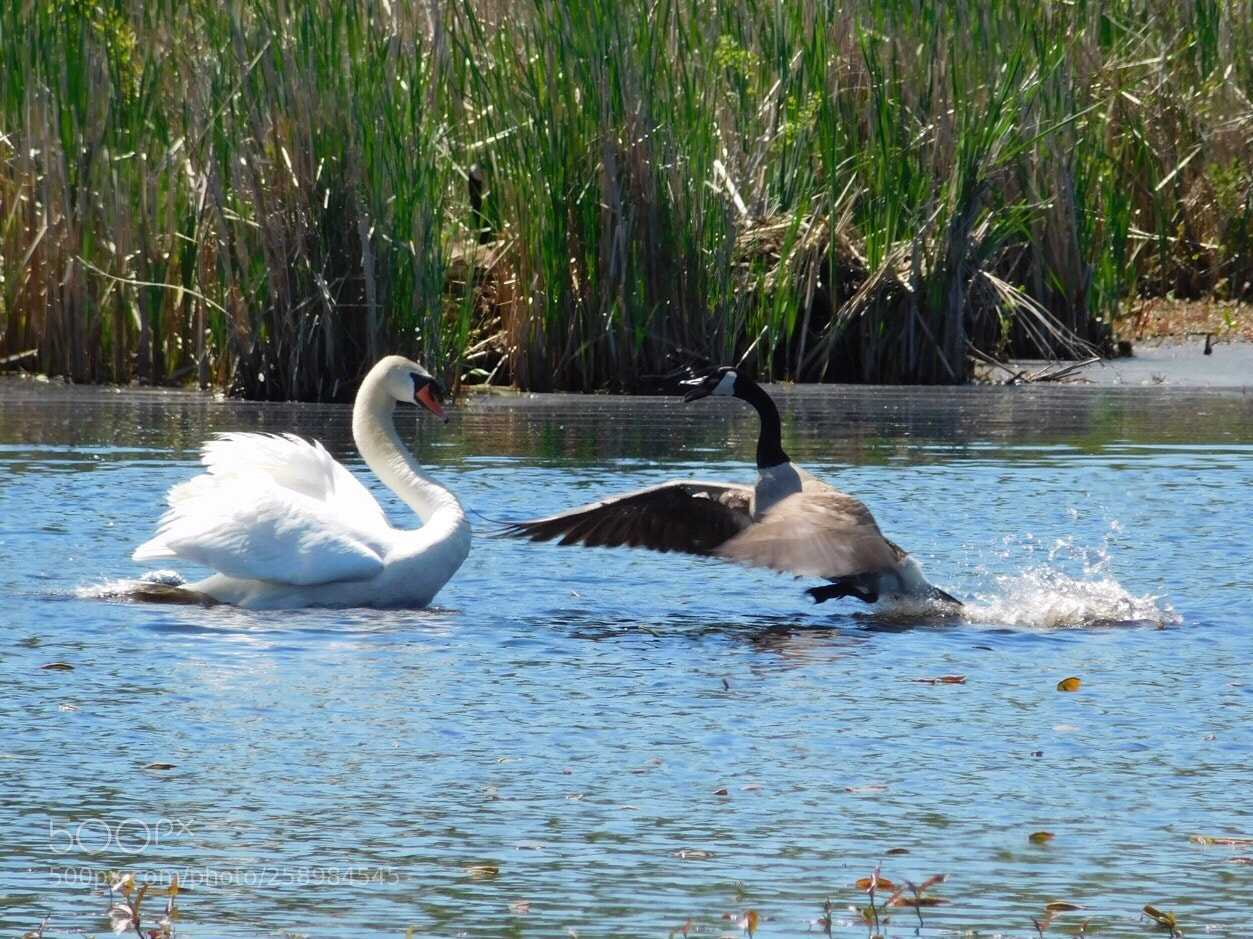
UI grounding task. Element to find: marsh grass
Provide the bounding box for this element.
[2,0,1250,396]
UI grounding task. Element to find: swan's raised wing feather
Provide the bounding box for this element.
[716,490,902,578]
[135,433,394,586]
[134,473,386,585]
[170,433,390,530]
[503,481,753,556]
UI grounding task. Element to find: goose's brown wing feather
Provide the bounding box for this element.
[716,490,903,579]
[503,481,754,557]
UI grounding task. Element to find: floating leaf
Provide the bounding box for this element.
[668,920,691,938]
[509,901,531,914]
[143,762,176,771]
[744,909,759,937]
[464,864,499,879]
[1190,834,1253,846]
[1045,901,1084,912]
[674,850,712,860]
[910,675,966,684]
[844,785,888,794]
[740,784,763,791]
[39,662,74,671]
[890,896,948,908]
[1143,904,1177,928]
[712,788,729,796]
[885,847,910,856]
[1057,676,1082,692]
[855,876,896,891]
[1029,831,1055,843]
[1226,856,1252,864]
[917,873,948,892]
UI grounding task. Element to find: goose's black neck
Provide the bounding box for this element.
[736,379,790,469]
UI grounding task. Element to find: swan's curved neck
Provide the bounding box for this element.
[352,384,461,524]
[737,380,790,469]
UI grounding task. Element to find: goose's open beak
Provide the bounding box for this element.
[416,383,449,423]
[680,376,713,403]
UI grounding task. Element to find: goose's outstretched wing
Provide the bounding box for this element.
[503,481,754,556]
[716,490,903,579]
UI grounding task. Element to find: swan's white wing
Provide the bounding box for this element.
[169,433,389,530]
[135,433,393,585]
[135,472,386,585]
[716,490,903,578]
[503,481,753,556]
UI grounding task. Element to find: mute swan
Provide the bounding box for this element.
[133,356,471,609]
[505,366,958,607]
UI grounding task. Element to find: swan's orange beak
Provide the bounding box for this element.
[415,383,448,423]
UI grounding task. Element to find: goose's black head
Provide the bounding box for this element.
[680,366,745,403]
[679,365,787,468]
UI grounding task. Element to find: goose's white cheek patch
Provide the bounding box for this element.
[713,371,738,396]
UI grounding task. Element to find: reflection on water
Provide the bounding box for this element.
[1,376,1250,937]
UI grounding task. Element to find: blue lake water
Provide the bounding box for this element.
[0,377,1250,937]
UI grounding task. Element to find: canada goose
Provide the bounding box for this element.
[505,367,959,607]
[132,356,471,609]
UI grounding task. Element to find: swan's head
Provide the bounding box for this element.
[377,357,448,423]
[681,366,741,402]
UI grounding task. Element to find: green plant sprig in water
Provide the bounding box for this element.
[105,871,180,939]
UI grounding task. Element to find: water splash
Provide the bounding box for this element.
[961,566,1177,628]
[959,535,1179,629]
[76,569,188,602]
